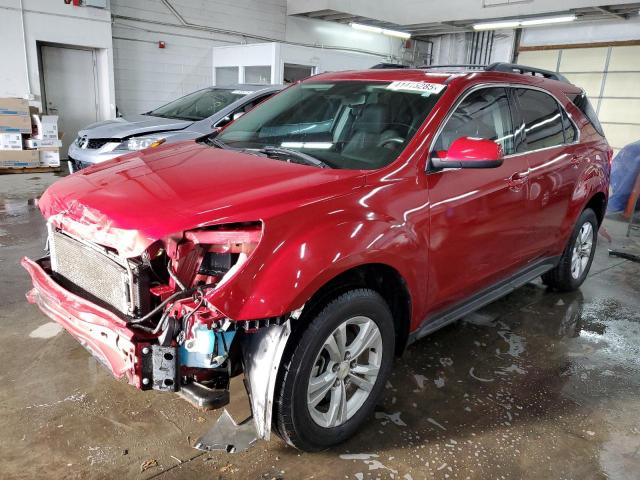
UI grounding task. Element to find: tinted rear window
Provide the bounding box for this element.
[514,89,564,152]
[569,92,605,137]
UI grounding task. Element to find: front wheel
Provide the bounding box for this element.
[542,208,598,291]
[273,289,395,451]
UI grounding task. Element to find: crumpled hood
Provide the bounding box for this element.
[40,142,365,257]
[80,114,192,139]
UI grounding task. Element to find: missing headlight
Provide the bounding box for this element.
[198,252,239,276]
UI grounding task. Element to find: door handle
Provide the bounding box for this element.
[508,171,529,188]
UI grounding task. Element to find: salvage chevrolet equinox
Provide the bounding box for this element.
[23,63,611,451]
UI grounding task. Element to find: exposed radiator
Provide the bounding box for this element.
[49,229,150,318]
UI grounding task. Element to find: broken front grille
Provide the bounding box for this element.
[49,230,150,318]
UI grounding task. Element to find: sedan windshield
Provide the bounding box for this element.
[216,81,444,170]
[149,88,251,121]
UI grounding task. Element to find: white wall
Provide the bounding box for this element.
[520,17,640,46]
[212,42,385,85]
[111,0,406,115]
[429,30,515,65]
[0,0,115,120]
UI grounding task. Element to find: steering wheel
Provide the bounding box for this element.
[377,137,405,148]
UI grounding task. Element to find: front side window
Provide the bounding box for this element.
[514,89,565,152]
[215,81,444,170]
[149,88,249,121]
[432,87,515,157]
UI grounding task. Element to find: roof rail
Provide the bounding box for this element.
[419,64,486,70]
[418,62,570,83]
[486,63,569,83]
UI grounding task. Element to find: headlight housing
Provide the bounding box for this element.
[184,223,262,284]
[115,136,166,151]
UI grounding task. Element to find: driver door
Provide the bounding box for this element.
[425,86,532,313]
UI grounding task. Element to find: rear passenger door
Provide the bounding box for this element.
[426,87,532,314]
[511,88,582,259]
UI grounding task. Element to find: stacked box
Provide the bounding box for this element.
[38,147,60,167]
[0,98,31,134]
[0,150,39,168]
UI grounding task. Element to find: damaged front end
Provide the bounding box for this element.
[22,219,297,447]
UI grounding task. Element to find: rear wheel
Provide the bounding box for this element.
[273,289,395,451]
[542,208,598,291]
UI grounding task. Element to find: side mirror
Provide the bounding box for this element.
[431,137,504,169]
[232,111,245,120]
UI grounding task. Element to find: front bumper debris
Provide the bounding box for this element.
[23,255,295,451]
[22,256,146,387]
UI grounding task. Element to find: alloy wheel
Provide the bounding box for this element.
[571,221,594,279]
[306,315,383,428]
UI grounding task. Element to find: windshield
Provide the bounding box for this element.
[216,81,444,170]
[149,88,251,121]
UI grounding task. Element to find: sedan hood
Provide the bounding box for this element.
[40,142,365,257]
[80,114,192,139]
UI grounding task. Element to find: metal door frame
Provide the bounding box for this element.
[37,41,100,121]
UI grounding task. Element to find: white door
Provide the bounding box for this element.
[41,45,99,158]
[518,45,640,156]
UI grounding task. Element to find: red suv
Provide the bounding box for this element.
[22,63,610,451]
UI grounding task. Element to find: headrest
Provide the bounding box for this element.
[354,104,387,134]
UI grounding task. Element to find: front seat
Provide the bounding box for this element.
[343,104,401,155]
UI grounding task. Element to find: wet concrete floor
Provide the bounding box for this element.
[1,172,639,479]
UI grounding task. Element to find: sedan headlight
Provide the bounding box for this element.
[116,136,166,151]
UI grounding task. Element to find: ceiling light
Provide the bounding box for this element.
[350,22,411,39]
[381,28,411,39]
[473,20,521,30]
[520,15,577,26]
[473,14,576,30]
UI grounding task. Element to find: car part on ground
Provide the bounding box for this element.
[194,409,258,453]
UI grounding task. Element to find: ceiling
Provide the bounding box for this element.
[290,3,640,39]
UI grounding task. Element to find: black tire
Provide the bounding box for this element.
[542,208,598,292]
[273,288,395,451]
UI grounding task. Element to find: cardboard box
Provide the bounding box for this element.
[0,149,39,168]
[25,138,62,149]
[0,114,31,133]
[0,98,29,116]
[0,133,23,150]
[38,147,60,167]
[31,114,58,140]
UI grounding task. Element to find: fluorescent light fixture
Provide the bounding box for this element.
[350,22,411,39]
[520,15,577,26]
[381,28,411,39]
[473,14,576,30]
[473,20,521,30]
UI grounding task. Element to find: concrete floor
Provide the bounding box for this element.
[1,172,639,480]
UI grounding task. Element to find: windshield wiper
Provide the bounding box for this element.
[256,147,333,169]
[200,136,231,149]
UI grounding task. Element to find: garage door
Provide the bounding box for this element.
[517,44,640,155]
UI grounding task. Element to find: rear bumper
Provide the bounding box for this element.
[21,256,146,388]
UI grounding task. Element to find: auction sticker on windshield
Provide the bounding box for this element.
[386,81,445,95]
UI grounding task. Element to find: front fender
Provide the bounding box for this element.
[207,204,426,322]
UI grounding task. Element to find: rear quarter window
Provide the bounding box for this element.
[568,92,605,137]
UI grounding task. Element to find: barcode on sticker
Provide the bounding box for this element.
[386,81,445,95]
[231,90,254,95]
